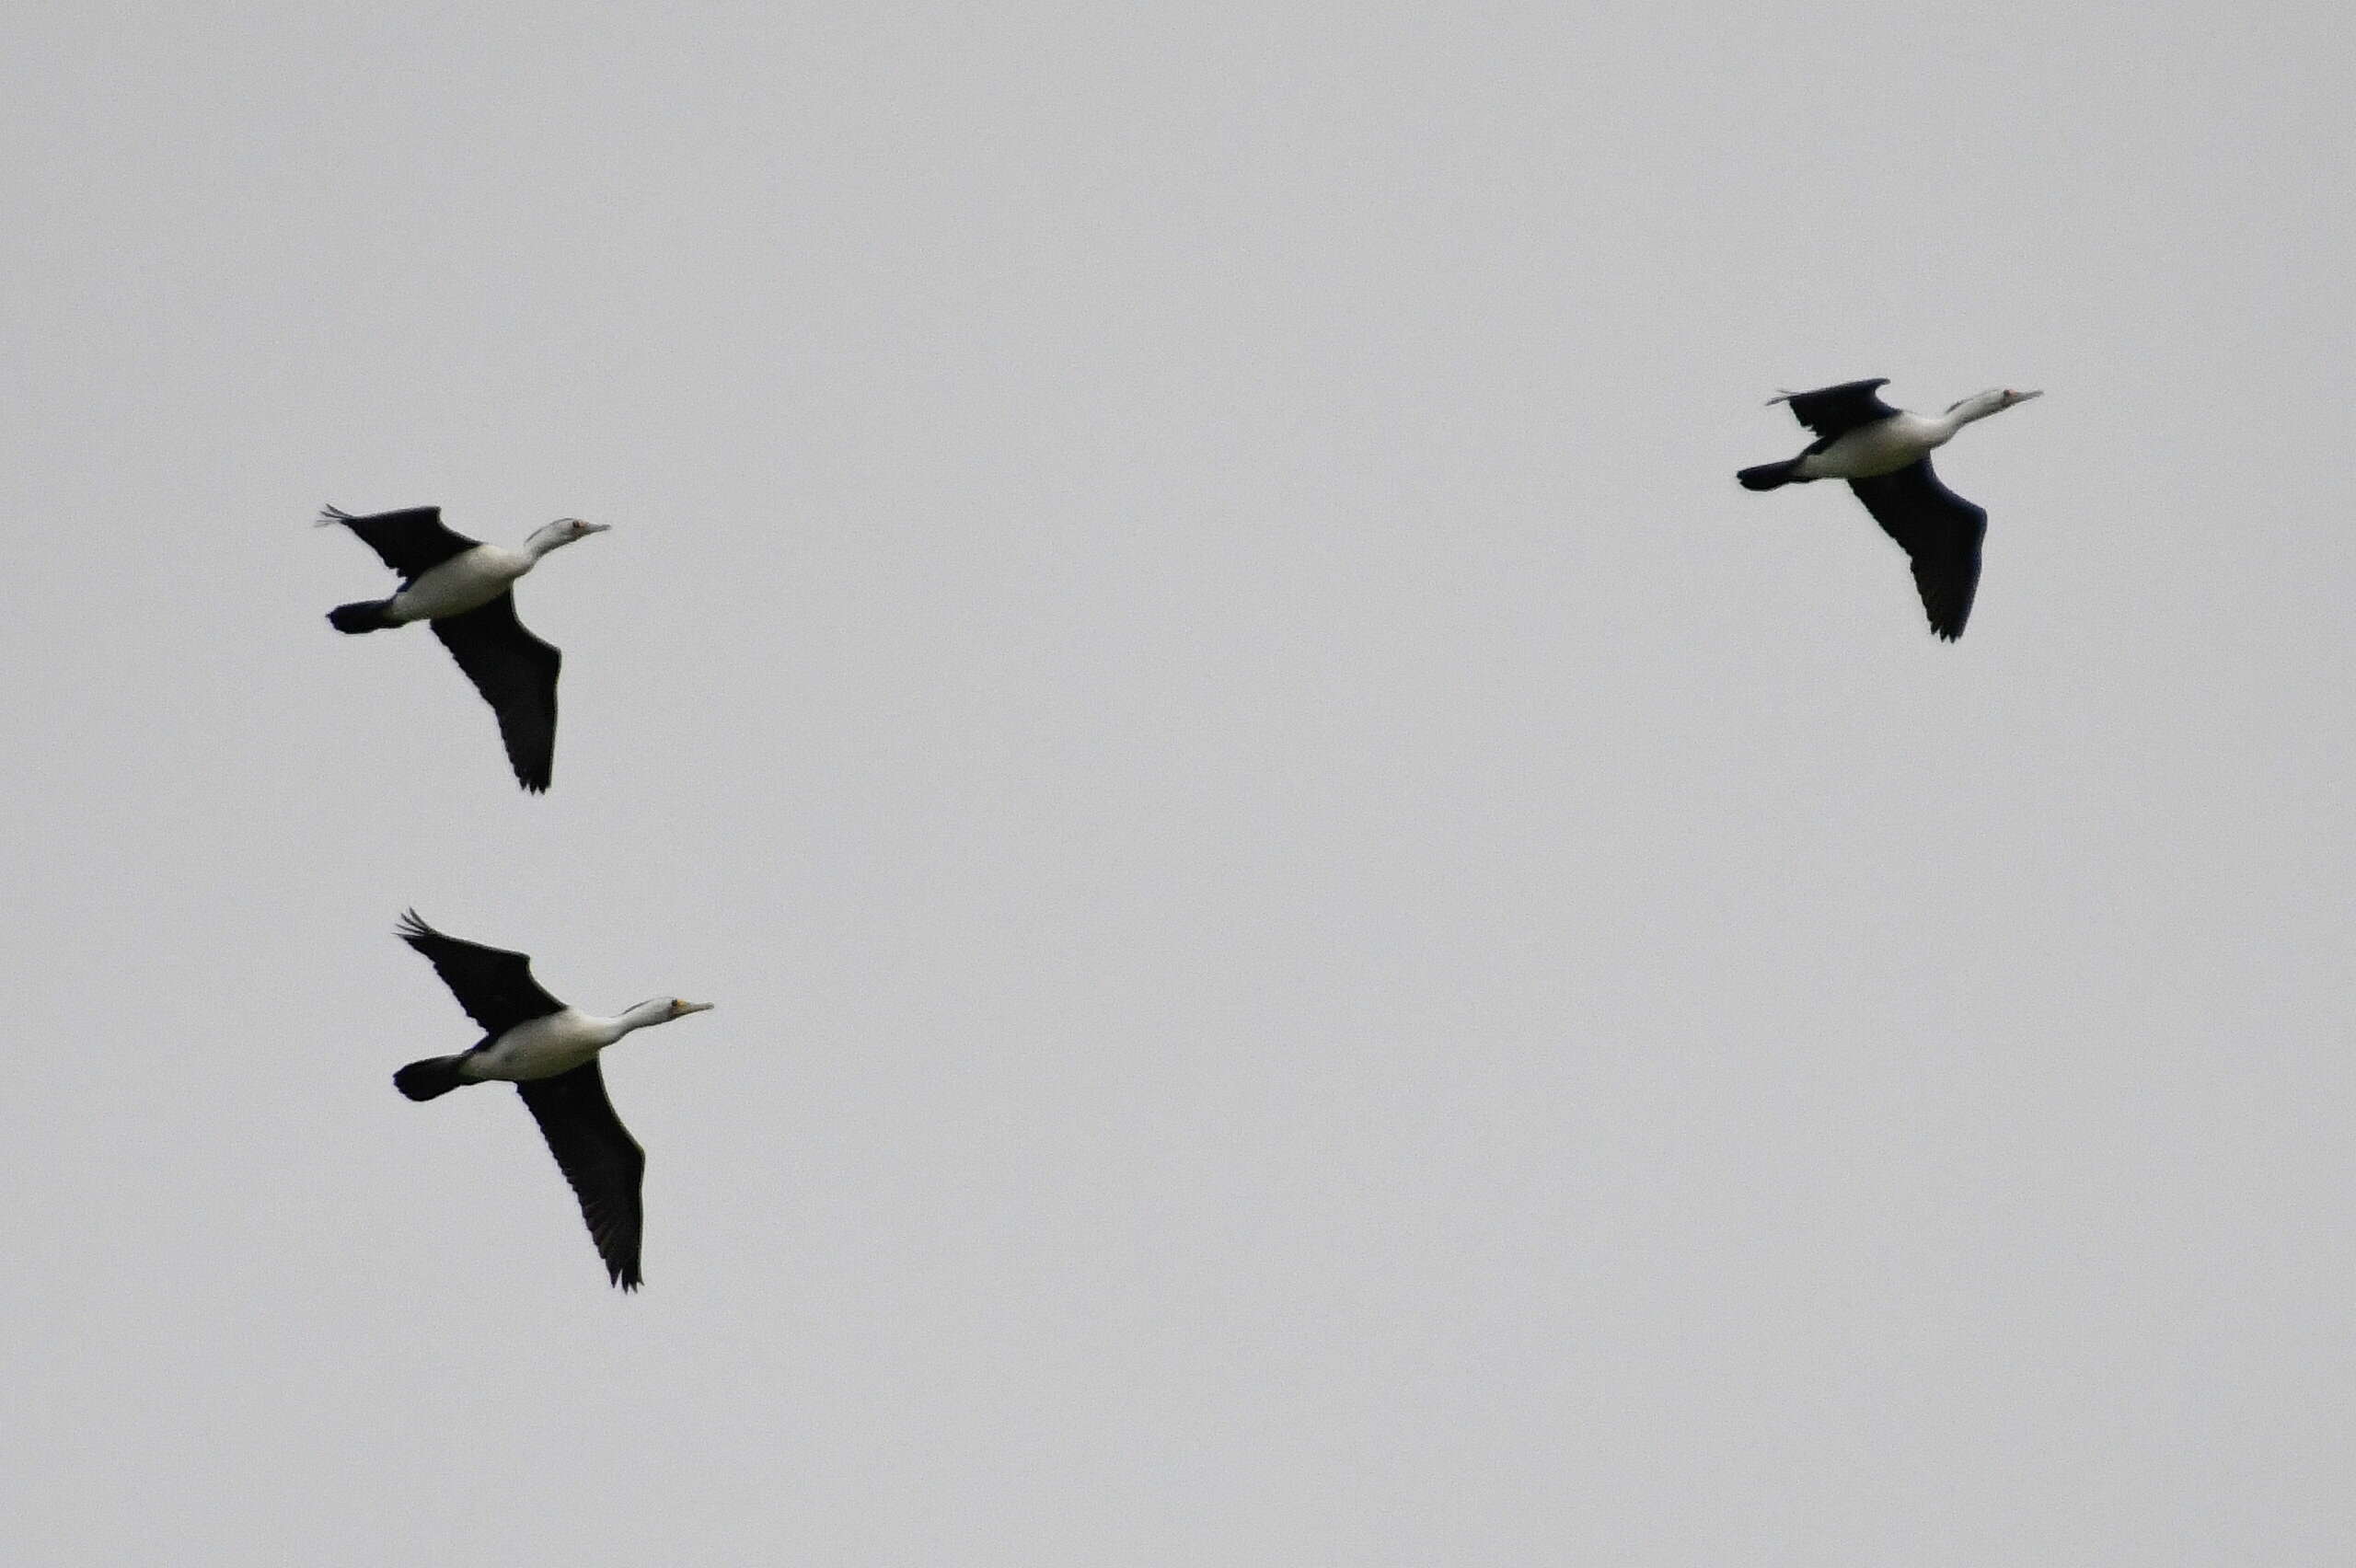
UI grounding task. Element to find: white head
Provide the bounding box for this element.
[1946,387,2043,424]
[616,996,716,1035]
[523,517,611,555]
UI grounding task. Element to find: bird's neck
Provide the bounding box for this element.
[1936,393,2007,439]
[592,998,676,1043]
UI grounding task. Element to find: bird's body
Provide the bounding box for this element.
[389,911,712,1290]
[319,504,607,790]
[1790,409,1959,481]
[369,540,541,625]
[452,1005,652,1082]
[1737,379,2040,640]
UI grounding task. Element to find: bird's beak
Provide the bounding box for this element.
[578,521,612,534]
[675,1000,715,1016]
[2010,389,2043,403]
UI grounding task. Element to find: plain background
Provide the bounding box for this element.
[8,2,2353,1562]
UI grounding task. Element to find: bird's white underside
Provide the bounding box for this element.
[384,545,534,624]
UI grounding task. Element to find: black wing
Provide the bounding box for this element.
[516,1062,647,1290]
[397,910,567,1032]
[430,593,562,792]
[1775,379,1900,440]
[320,504,480,582]
[1847,459,1987,640]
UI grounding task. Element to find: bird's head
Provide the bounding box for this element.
[1948,387,2043,423]
[618,997,716,1034]
[525,517,611,555]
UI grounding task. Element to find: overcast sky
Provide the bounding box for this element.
[9,1,2355,1562]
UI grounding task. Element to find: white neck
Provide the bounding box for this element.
[1935,390,2013,439]
[589,997,680,1045]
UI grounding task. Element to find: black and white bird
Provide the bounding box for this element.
[1738,380,2040,640]
[319,504,608,790]
[390,911,713,1290]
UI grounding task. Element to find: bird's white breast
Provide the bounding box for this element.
[467,1009,609,1081]
[387,546,532,623]
[1798,413,1950,480]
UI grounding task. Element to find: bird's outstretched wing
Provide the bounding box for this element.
[1773,379,1900,440]
[397,910,567,1032]
[516,1062,647,1290]
[319,504,481,582]
[1847,459,1986,640]
[429,593,562,792]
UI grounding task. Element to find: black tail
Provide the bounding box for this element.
[329,598,396,633]
[1738,459,1806,491]
[395,1055,470,1101]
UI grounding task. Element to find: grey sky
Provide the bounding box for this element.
[9,1,2353,1562]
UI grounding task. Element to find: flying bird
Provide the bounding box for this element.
[319,504,608,790]
[390,911,713,1290]
[1738,380,2041,640]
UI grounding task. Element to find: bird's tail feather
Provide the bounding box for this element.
[1738,459,1805,491]
[329,598,395,633]
[395,1055,470,1101]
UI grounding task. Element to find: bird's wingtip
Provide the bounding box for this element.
[315,503,352,527]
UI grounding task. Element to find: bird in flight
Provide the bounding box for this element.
[319,504,607,790]
[1738,380,2040,640]
[390,911,712,1290]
